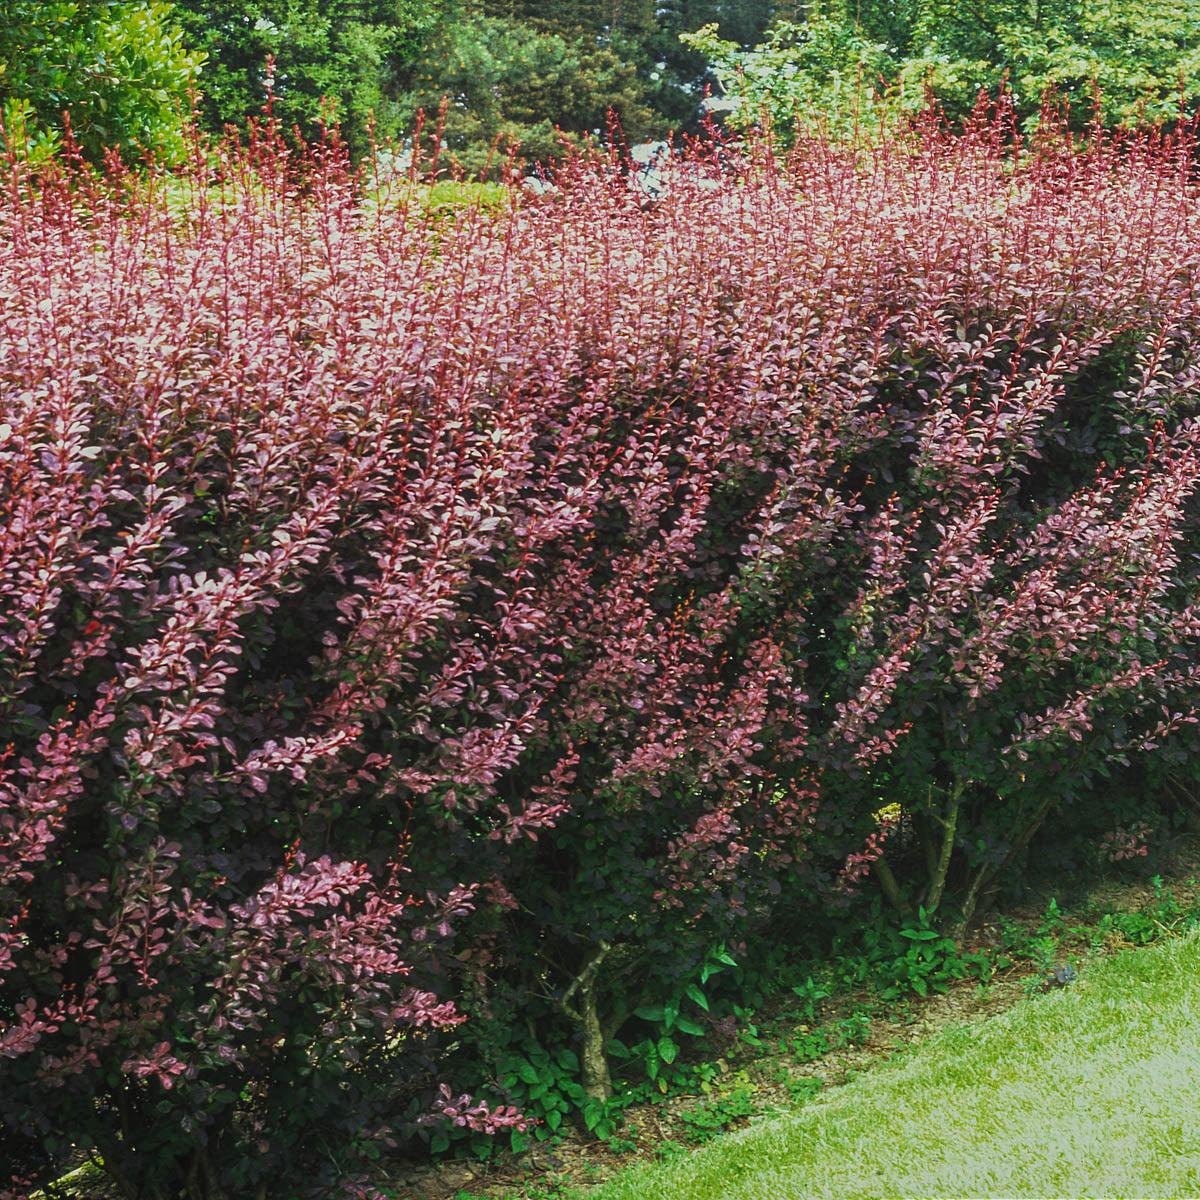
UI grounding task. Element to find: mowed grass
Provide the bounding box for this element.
[583,930,1200,1200]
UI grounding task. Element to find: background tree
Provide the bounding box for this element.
[642,0,779,128]
[392,0,788,173]
[169,0,436,157]
[394,13,658,176]
[686,0,1200,138]
[901,0,1200,126]
[0,0,202,163]
[681,7,901,141]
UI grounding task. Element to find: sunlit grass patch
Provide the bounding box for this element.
[584,930,1200,1200]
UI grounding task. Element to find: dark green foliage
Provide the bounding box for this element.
[170,0,435,156]
[392,0,789,173]
[394,14,658,176]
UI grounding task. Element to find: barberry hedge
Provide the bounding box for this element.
[3,109,1200,1195]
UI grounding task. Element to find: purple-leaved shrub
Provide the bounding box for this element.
[3,102,1200,1193]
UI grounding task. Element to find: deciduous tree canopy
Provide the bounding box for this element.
[169,0,436,157]
[0,0,202,162]
[687,0,1200,139]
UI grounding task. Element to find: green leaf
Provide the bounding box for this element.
[657,1036,678,1065]
[685,983,709,1011]
[634,1004,665,1023]
[676,1017,705,1037]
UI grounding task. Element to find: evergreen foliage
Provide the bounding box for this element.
[394,14,657,176]
[392,0,782,172]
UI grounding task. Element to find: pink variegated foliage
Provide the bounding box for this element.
[3,103,1200,1191]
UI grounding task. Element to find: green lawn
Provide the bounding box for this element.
[582,930,1200,1200]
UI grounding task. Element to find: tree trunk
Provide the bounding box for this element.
[873,853,908,914]
[923,780,962,914]
[914,809,941,884]
[950,863,993,942]
[560,941,614,1102]
[578,979,613,1102]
